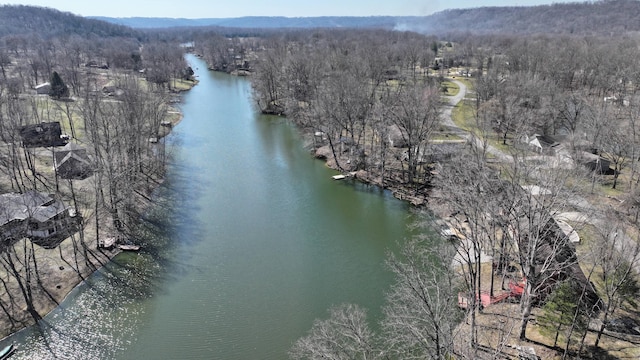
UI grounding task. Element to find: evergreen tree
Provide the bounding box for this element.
[539,281,590,350]
[49,71,69,99]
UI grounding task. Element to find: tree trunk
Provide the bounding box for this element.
[519,279,534,340]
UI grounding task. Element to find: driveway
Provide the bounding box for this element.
[441,79,513,162]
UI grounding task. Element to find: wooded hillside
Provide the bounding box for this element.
[416,0,640,36]
[0,5,141,39]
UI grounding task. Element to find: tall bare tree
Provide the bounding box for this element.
[590,216,640,348]
[289,304,380,360]
[382,233,458,360]
[381,81,440,183]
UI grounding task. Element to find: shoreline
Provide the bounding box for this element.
[0,80,197,341]
[0,66,437,342]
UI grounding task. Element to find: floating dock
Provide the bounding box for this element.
[118,244,140,251]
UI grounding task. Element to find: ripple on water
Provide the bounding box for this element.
[8,267,146,360]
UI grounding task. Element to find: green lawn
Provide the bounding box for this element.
[440,81,460,96]
[452,99,477,132]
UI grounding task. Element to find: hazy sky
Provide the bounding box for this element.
[1,0,581,18]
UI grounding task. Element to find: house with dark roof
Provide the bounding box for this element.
[54,143,93,179]
[501,183,600,309]
[35,82,51,95]
[521,134,562,155]
[19,122,67,148]
[0,191,78,249]
[577,151,611,174]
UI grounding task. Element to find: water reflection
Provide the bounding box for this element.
[3,157,203,359]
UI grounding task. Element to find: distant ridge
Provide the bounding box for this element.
[0,5,140,39]
[88,16,410,30]
[92,0,640,36]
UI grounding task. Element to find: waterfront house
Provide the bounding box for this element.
[0,191,78,249]
[54,143,93,179]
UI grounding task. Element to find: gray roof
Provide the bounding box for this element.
[0,191,67,226]
[54,143,91,167]
[31,199,68,222]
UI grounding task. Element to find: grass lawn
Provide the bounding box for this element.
[171,78,197,91]
[452,99,477,131]
[440,80,460,96]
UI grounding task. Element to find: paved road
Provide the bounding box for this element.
[441,79,513,162]
[440,79,466,131]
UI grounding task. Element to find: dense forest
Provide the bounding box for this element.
[414,0,640,36]
[2,1,640,359]
[91,15,405,30]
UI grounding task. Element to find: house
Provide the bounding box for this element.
[0,193,33,246]
[54,143,93,179]
[577,151,611,174]
[0,191,78,249]
[521,134,562,154]
[35,82,51,95]
[505,188,599,307]
[19,122,67,148]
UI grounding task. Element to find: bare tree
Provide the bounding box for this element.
[590,216,640,348]
[252,43,287,115]
[496,157,589,341]
[433,146,493,356]
[381,80,440,184]
[289,304,380,360]
[597,109,630,190]
[382,233,458,360]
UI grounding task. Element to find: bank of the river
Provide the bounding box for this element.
[0,80,198,341]
[0,54,414,359]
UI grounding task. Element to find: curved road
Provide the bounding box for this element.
[441,79,512,162]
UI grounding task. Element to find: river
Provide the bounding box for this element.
[1,55,413,359]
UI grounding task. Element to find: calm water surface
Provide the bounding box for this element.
[1,55,412,359]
